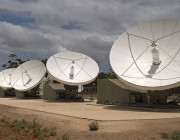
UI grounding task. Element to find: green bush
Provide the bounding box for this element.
[24,127,29,133]
[62,133,70,140]
[89,121,99,131]
[10,119,28,132]
[49,128,57,136]
[32,119,57,139]
[42,127,49,133]
[33,123,41,138]
[1,118,6,122]
[8,135,18,140]
[171,131,180,140]
[161,132,169,139]
[7,118,57,140]
[161,131,180,140]
[0,116,8,123]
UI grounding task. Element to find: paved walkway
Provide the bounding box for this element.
[0,98,180,120]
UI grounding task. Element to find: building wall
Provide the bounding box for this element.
[43,83,57,100]
[0,88,4,97]
[97,79,172,105]
[142,93,149,103]
[129,92,149,104]
[97,79,105,104]
[149,91,169,104]
[97,79,130,105]
[65,91,77,99]
[16,91,24,98]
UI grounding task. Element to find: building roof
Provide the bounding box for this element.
[109,79,147,93]
[48,83,66,91]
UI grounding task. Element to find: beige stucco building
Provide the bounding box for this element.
[43,83,66,100]
[97,79,172,105]
[0,88,4,97]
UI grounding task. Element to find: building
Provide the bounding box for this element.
[43,83,83,101]
[97,79,172,105]
[43,83,66,100]
[0,88,4,97]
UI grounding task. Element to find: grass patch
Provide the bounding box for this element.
[0,117,57,140]
[161,132,169,139]
[8,135,18,140]
[10,119,27,132]
[89,121,99,131]
[62,133,70,140]
[49,128,57,136]
[161,131,180,140]
[32,119,57,139]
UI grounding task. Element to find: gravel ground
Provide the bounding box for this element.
[0,98,180,121]
[0,104,180,140]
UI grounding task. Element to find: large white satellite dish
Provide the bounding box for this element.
[0,68,15,89]
[11,60,46,91]
[110,19,180,90]
[47,51,99,86]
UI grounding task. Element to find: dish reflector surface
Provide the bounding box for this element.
[47,51,99,85]
[11,60,46,91]
[110,19,180,90]
[0,68,15,89]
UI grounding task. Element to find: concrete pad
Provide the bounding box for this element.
[0,98,180,121]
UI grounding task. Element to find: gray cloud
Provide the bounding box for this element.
[0,0,180,72]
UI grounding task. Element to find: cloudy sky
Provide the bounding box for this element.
[0,0,180,72]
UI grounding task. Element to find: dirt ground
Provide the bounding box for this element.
[0,104,180,140]
[1,98,180,121]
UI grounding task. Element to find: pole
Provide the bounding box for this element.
[33,118,35,138]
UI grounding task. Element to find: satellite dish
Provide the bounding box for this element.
[47,51,99,86]
[0,68,15,89]
[110,19,180,90]
[11,60,46,91]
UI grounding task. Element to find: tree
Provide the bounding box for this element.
[2,54,47,70]
[2,64,7,68]
[2,54,25,69]
[41,59,47,65]
[108,68,117,79]
[97,69,117,79]
[98,72,109,79]
[9,54,16,61]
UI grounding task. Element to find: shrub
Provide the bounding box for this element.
[161,131,180,140]
[7,118,57,139]
[89,121,99,131]
[42,127,49,133]
[33,123,41,138]
[24,127,29,133]
[8,135,18,140]
[0,116,8,122]
[22,119,27,125]
[1,118,5,122]
[161,132,169,139]
[32,119,57,139]
[49,128,57,136]
[10,119,27,132]
[171,131,180,140]
[62,133,70,140]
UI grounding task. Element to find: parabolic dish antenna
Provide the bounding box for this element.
[11,60,46,91]
[47,51,99,86]
[0,68,15,89]
[110,19,180,90]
